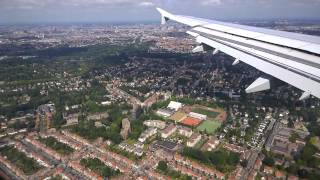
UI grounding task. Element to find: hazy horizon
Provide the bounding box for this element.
[2,19,320,27]
[1,0,320,24]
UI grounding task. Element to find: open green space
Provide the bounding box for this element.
[157,161,192,180]
[182,147,239,173]
[197,120,221,135]
[70,104,132,144]
[70,103,149,144]
[71,120,122,144]
[80,157,120,178]
[39,136,74,155]
[0,145,42,175]
[310,136,320,150]
[192,108,220,119]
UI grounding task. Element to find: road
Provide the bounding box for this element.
[0,164,21,180]
[240,150,259,180]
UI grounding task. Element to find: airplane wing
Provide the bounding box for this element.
[156,8,320,100]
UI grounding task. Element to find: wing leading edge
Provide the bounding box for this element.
[156,8,320,99]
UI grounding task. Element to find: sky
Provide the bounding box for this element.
[1,0,320,24]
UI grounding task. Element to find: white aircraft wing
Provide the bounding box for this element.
[157,8,320,100]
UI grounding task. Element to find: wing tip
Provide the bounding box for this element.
[156,7,163,13]
[156,8,172,25]
[156,8,173,16]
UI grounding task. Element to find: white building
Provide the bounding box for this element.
[187,133,202,147]
[64,113,79,126]
[143,120,166,129]
[167,101,182,111]
[156,108,174,118]
[178,126,193,137]
[189,112,207,121]
[87,112,109,121]
[161,124,177,139]
[205,137,220,151]
[138,128,157,143]
[101,101,112,106]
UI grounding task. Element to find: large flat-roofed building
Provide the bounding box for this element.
[64,113,79,126]
[143,120,166,129]
[202,137,219,151]
[138,128,157,143]
[178,126,193,137]
[161,124,177,138]
[87,112,109,121]
[189,112,207,121]
[167,101,182,111]
[187,133,202,147]
[265,126,309,157]
[156,108,175,118]
[153,140,178,152]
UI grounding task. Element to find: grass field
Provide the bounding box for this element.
[192,108,220,119]
[197,120,221,135]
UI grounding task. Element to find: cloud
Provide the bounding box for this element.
[2,0,320,10]
[139,1,155,7]
[0,0,220,9]
[201,0,222,6]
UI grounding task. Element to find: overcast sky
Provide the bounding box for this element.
[1,0,320,24]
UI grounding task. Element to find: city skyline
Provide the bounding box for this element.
[1,0,320,24]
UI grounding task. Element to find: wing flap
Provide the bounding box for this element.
[157,8,320,54]
[157,8,320,99]
[196,35,320,98]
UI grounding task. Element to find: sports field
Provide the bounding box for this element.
[197,120,221,135]
[181,117,202,127]
[170,111,187,122]
[192,108,220,119]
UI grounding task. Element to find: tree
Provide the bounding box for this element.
[157,161,168,172]
[297,169,308,178]
[263,156,275,166]
[289,132,300,143]
[52,112,65,128]
[240,159,248,168]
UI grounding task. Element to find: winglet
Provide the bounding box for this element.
[156,8,173,25]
